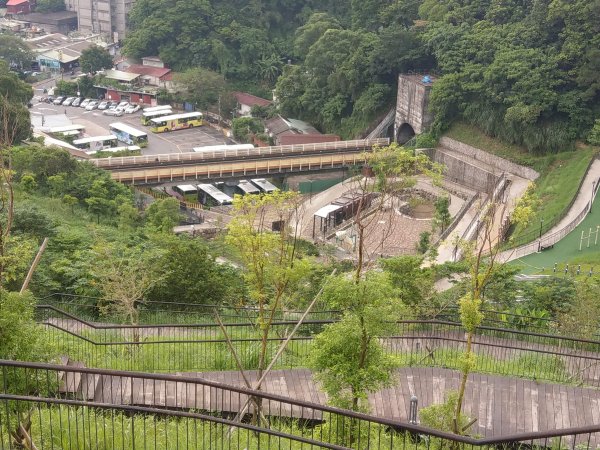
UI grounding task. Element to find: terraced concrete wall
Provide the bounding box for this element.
[439,137,539,181]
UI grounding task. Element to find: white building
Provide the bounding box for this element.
[66,0,134,42]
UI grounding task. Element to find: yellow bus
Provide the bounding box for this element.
[150,112,203,133]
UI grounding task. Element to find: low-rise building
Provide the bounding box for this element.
[6,0,31,15]
[264,115,340,146]
[16,11,77,34]
[234,92,272,117]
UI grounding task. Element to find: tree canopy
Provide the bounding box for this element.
[122,0,600,150]
[79,45,113,74]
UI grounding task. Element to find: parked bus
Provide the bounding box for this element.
[192,144,255,153]
[73,135,118,152]
[142,105,172,114]
[197,184,233,206]
[141,108,173,126]
[235,180,260,196]
[150,112,203,133]
[173,185,198,202]
[48,124,85,138]
[109,122,148,148]
[85,145,141,156]
[251,178,278,194]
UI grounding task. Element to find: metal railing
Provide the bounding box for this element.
[2,359,600,449]
[35,305,600,388]
[510,175,600,259]
[90,138,390,168]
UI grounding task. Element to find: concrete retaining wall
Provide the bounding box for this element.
[439,137,539,181]
[424,149,500,194]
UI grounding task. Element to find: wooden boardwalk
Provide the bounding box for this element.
[60,365,600,443]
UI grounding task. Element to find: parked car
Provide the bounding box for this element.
[97,101,109,110]
[45,96,55,104]
[62,97,76,106]
[108,101,119,108]
[53,96,65,105]
[124,104,140,114]
[103,108,124,117]
[117,101,129,109]
[85,101,99,111]
[80,98,92,108]
[71,97,83,107]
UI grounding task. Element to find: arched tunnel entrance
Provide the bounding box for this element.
[396,123,416,144]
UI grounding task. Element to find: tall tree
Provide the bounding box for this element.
[0,35,33,70]
[79,45,113,74]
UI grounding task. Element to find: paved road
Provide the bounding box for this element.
[30,101,229,155]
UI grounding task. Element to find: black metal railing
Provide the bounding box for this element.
[2,360,600,449]
[35,305,600,388]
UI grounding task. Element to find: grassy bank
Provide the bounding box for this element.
[445,122,598,245]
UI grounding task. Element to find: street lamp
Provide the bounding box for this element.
[537,218,544,252]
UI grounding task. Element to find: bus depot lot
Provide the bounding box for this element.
[31,102,228,155]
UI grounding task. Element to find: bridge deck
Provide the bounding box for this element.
[60,366,600,444]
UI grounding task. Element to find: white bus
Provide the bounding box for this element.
[73,135,118,152]
[141,108,173,125]
[251,178,278,193]
[85,145,141,156]
[192,144,255,154]
[197,184,233,206]
[150,112,203,133]
[142,105,172,114]
[109,122,148,148]
[48,124,86,137]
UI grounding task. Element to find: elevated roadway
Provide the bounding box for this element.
[89,138,389,184]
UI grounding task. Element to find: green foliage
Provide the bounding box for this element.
[588,120,600,146]
[11,205,56,238]
[417,231,431,255]
[173,68,233,111]
[382,255,436,313]
[144,198,182,232]
[0,61,32,144]
[310,272,403,412]
[0,35,33,70]
[0,289,56,435]
[79,45,113,74]
[419,391,472,434]
[433,196,451,232]
[146,234,246,306]
[35,0,65,12]
[232,117,263,142]
[426,0,600,153]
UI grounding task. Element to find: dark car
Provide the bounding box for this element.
[45,96,55,104]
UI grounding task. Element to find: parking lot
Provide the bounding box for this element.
[31,100,231,155]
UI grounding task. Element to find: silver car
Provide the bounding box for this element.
[97,101,109,110]
[85,101,99,111]
[102,108,124,116]
[62,97,76,106]
[80,98,92,108]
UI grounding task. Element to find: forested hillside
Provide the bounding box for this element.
[124,0,600,152]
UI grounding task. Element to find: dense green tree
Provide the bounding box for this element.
[174,68,229,110]
[147,235,245,306]
[35,0,65,12]
[311,272,404,412]
[79,45,113,74]
[144,198,181,232]
[0,35,33,70]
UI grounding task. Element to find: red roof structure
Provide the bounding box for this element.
[234,92,272,108]
[125,64,171,79]
[279,134,341,146]
[7,0,30,13]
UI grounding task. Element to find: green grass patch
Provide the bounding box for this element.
[445,122,598,246]
[5,405,413,449]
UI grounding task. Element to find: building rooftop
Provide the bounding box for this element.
[125,64,171,79]
[26,33,69,51]
[18,11,77,24]
[234,92,272,108]
[104,69,140,82]
[7,0,28,6]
